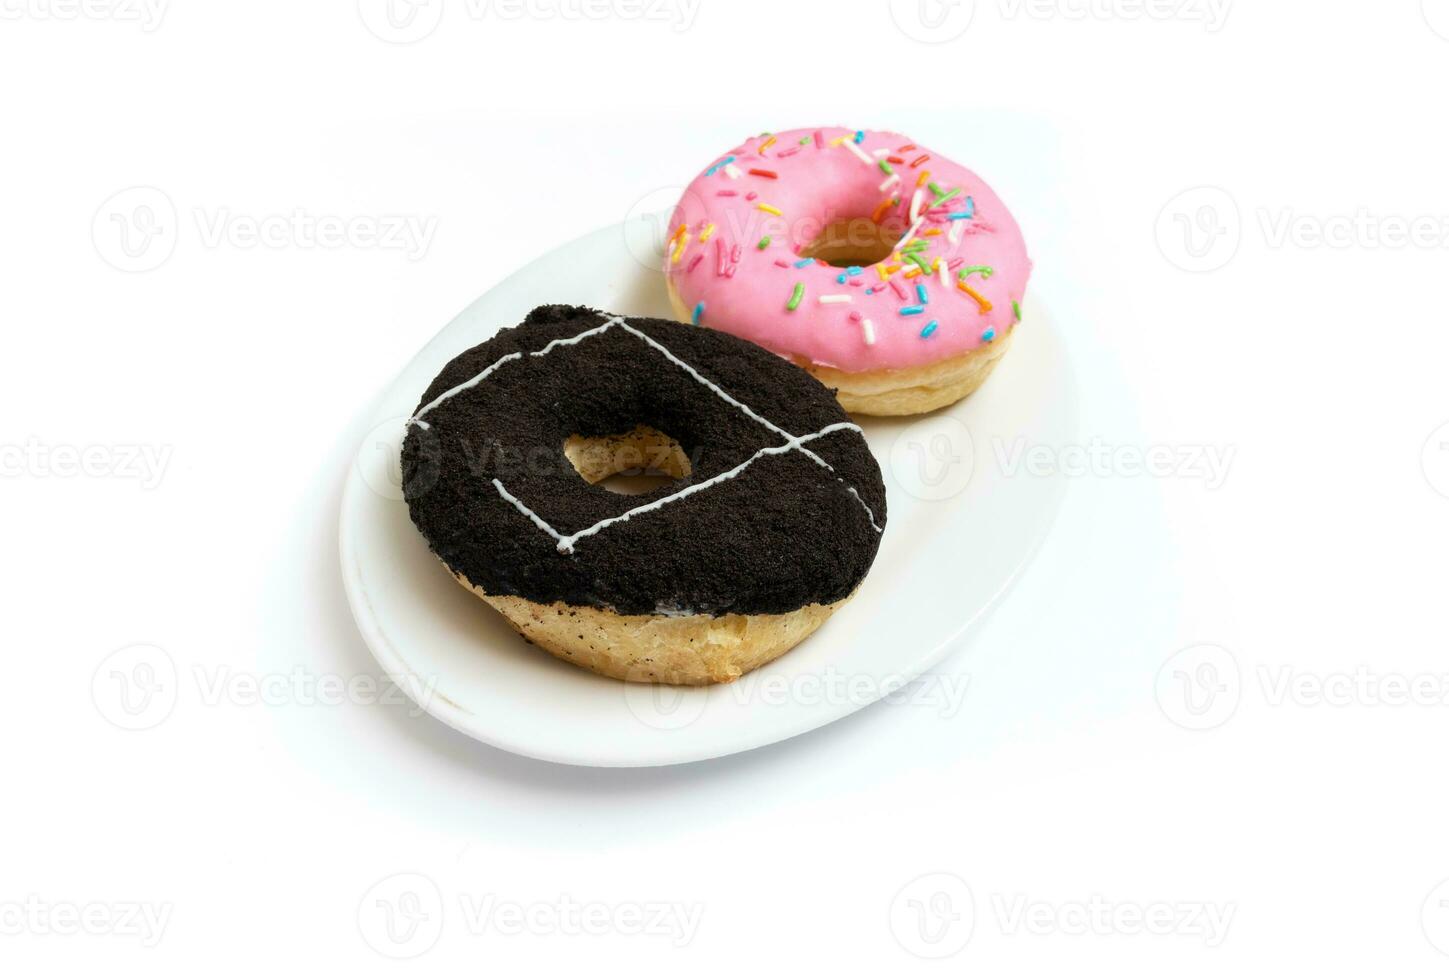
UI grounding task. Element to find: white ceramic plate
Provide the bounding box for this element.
[340,219,1075,767]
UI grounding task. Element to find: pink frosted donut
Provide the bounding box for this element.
[664,127,1032,415]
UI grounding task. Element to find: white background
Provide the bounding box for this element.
[3,0,1448,974]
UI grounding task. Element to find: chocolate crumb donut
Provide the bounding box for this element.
[402,305,887,685]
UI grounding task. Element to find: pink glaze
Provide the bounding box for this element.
[664,127,1032,373]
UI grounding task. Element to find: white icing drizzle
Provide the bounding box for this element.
[845,481,882,531]
[408,318,621,426]
[609,320,869,505]
[490,477,567,546]
[494,422,869,554]
[408,313,885,546]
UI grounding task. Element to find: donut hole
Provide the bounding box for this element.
[800,217,900,268]
[563,425,692,496]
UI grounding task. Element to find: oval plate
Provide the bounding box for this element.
[340,220,1076,767]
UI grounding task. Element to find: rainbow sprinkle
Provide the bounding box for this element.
[957,280,993,312]
[680,127,1020,365]
[951,197,977,220]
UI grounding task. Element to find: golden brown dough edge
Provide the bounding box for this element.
[452,570,849,686]
[667,281,1013,417]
